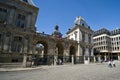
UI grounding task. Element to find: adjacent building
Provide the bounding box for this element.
[93,28,120,61]
[65,16,94,63]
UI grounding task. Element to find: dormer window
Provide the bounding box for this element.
[82,23,84,26]
[23,0,28,3]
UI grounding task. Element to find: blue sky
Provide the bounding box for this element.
[34,0,120,36]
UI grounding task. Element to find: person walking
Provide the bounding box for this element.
[108,60,112,68]
[112,60,116,67]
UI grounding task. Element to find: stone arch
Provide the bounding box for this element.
[36,40,48,55]
[35,40,48,65]
[70,46,76,56]
[56,42,64,61]
[69,45,76,62]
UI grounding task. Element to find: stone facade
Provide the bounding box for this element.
[65,16,94,63]
[0,0,94,67]
[0,0,38,65]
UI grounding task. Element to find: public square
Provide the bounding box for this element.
[0,62,120,80]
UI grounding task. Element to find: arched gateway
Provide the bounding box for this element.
[32,32,78,65]
[0,0,94,67]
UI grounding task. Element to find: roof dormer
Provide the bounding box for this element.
[20,0,35,6]
[74,16,89,28]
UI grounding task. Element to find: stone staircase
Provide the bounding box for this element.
[0,63,23,68]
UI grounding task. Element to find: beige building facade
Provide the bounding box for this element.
[65,16,94,63]
[93,28,120,61]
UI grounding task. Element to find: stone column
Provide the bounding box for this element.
[94,56,96,63]
[84,48,90,64]
[85,32,88,43]
[23,53,27,67]
[54,55,57,65]
[71,55,74,64]
[29,37,33,54]
[84,56,90,64]
[8,35,12,53]
[104,53,107,61]
[23,38,28,53]
[3,34,9,51]
[77,44,80,56]
[26,14,31,27]
[91,48,94,56]
[98,55,101,63]
[85,48,89,56]
[54,48,58,65]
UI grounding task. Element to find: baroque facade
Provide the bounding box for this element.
[93,28,120,61]
[0,0,38,66]
[65,16,94,63]
[0,0,94,67]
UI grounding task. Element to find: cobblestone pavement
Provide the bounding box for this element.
[0,62,120,80]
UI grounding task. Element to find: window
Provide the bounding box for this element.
[17,14,25,20]
[88,34,91,43]
[14,36,22,42]
[16,14,26,28]
[0,34,1,40]
[0,8,7,13]
[0,7,7,23]
[82,23,84,26]
[11,43,21,52]
[11,36,22,52]
[0,34,1,45]
[82,32,85,42]
[74,31,77,41]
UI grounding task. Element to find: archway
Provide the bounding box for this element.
[35,41,48,65]
[69,46,76,63]
[56,43,64,61]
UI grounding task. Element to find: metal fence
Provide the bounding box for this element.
[31,55,95,65]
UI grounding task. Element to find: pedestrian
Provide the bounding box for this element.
[58,59,62,65]
[59,59,62,65]
[112,60,116,67]
[108,60,112,68]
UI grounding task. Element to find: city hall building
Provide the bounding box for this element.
[0,0,39,67]
[93,28,120,61]
[0,0,94,67]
